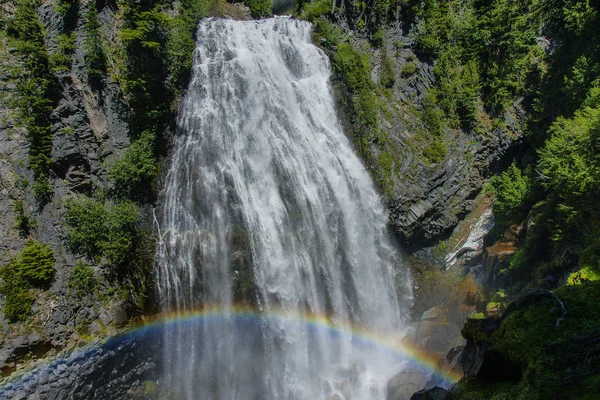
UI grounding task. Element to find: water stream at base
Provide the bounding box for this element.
[155,17,412,400]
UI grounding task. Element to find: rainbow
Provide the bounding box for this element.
[138,305,463,382]
[0,306,462,392]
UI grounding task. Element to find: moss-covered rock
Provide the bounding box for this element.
[452,282,600,400]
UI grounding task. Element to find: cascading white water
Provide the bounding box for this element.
[155,17,412,400]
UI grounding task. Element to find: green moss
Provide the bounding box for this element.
[457,282,600,400]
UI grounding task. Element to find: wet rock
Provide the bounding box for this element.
[459,318,522,383]
[89,321,104,336]
[111,303,128,326]
[99,312,113,326]
[410,387,451,400]
[387,367,432,400]
[425,346,464,389]
[421,306,443,321]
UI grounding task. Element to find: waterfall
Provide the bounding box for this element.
[155,17,412,400]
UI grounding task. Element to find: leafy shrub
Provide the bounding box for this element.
[102,201,143,266]
[0,240,55,321]
[422,140,447,164]
[372,28,385,48]
[379,53,396,88]
[0,267,34,322]
[55,0,78,17]
[63,197,105,258]
[64,197,142,268]
[421,93,445,137]
[108,132,157,201]
[17,239,55,287]
[244,0,272,18]
[68,262,97,296]
[298,0,332,21]
[491,163,530,226]
[312,19,344,47]
[400,62,417,77]
[33,176,53,209]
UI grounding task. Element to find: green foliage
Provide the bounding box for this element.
[64,197,142,268]
[0,266,34,322]
[491,163,531,226]
[17,239,55,286]
[537,105,600,241]
[299,0,332,21]
[567,266,600,285]
[372,28,384,48]
[33,176,53,208]
[379,53,395,88]
[49,33,76,73]
[312,19,344,47]
[333,43,378,130]
[109,132,157,201]
[0,240,55,321]
[493,2,600,294]
[84,0,107,81]
[55,0,78,18]
[166,0,219,93]
[68,262,98,296]
[422,141,447,164]
[413,0,543,119]
[6,0,57,208]
[457,282,600,400]
[421,93,445,137]
[120,0,171,135]
[244,0,272,18]
[400,61,416,77]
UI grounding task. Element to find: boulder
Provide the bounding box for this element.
[410,387,451,400]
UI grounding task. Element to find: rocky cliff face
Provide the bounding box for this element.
[323,15,523,249]
[0,0,139,377]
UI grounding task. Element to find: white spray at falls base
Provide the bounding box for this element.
[155,17,413,400]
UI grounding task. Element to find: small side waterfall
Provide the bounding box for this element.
[155,17,412,400]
